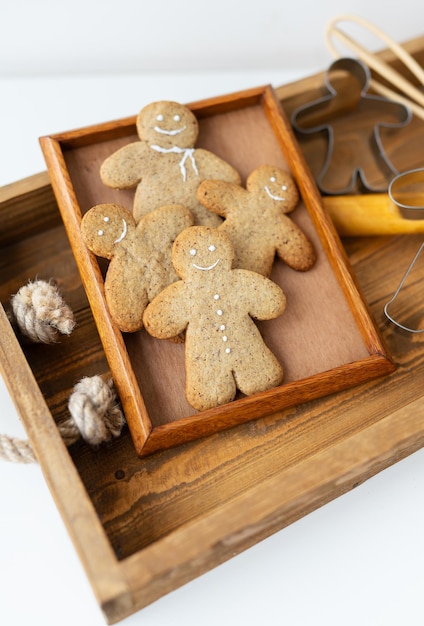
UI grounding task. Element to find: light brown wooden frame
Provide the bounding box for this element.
[39,85,394,456]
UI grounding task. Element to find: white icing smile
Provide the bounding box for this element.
[192,258,220,271]
[114,219,127,243]
[154,125,187,136]
[264,185,286,201]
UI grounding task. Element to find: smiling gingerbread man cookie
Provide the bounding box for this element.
[100,100,241,227]
[197,164,316,276]
[81,202,193,332]
[143,226,286,411]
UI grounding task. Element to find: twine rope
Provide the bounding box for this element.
[2,280,125,463]
[67,375,125,446]
[0,375,125,463]
[11,279,75,343]
[0,435,37,464]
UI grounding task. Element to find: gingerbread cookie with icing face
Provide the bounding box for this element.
[81,203,193,332]
[143,226,286,411]
[100,100,241,227]
[197,164,316,276]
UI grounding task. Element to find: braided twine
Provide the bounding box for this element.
[1,280,125,463]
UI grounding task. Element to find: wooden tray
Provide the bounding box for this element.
[1,35,424,624]
[39,85,393,456]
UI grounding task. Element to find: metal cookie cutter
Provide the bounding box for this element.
[384,168,424,332]
[291,57,412,195]
[388,168,424,220]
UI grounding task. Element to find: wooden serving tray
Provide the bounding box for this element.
[1,36,424,624]
[39,85,393,456]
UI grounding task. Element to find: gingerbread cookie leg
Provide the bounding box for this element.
[232,332,284,396]
[185,354,237,411]
[105,264,150,332]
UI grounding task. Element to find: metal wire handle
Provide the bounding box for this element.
[326,14,424,121]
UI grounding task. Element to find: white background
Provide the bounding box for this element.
[1,2,424,625]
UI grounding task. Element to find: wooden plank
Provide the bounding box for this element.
[121,393,424,617]
[0,304,133,623]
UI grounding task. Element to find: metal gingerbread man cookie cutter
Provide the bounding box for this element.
[291,56,412,195]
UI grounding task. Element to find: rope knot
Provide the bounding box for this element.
[11,279,75,343]
[68,376,125,446]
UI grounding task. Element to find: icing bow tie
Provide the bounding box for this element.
[150,145,199,182]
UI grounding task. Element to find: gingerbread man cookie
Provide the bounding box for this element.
[143,226,286,411]
[100,100,241,227]
[197,164,316,276]
[81,202,193,332]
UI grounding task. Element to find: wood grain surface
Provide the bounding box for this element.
[1,37,424,623]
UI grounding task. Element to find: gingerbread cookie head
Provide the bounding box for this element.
[136,100,199,150]
[172,226,235,280]
[81,204,135,258]
[246,164,299,214]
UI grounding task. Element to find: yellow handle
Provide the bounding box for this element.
[323,194,424,236]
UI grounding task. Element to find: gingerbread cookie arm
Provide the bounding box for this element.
[143,204,194,244]
[276,216,316,271]
[143,282,189,339]
[197,179,246,218]
[234,270,286,320]
[195,150,241,185]
[100,142,149,189]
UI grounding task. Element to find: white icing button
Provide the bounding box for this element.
[220,324,226,331]
[103,216,110,222]
[222,336,228,342]
[98,230,104,236]
[214,294,220,300]
[217,309,223,316]
[225,348,231,354]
